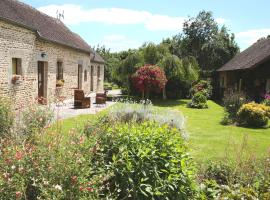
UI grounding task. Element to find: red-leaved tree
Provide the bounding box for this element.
[132,65,167,99]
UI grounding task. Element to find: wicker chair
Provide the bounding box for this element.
[74,90,90,108]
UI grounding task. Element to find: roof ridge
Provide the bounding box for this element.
[0,0,91,53]
[12,0,60,23]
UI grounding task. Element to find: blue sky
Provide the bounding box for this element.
[22,0,270,52]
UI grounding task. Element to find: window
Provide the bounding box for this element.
[56,61,63,80]
[12,58,22,75]
[84,70,87,82]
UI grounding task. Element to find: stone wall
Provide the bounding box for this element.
[0,20,103,109]
[0,20,36,108]
[90,62,104,93]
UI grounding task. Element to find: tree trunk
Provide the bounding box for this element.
[146,89,149,99]
[142,90,145,99]
[163,88,167,100]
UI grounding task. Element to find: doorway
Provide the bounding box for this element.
[90,65,94,91]
[78,64,83,89]
[38,61,47,104]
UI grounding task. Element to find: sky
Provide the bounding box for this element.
[21,0,270,52]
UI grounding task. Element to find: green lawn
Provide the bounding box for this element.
[59,100,270,164]
[153,99,270,163]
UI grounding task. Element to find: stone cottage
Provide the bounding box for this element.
[0,0,105,108]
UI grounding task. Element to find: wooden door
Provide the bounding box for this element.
[38,61,46,104]
[78,65,82,89]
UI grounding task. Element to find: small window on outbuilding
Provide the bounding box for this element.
[84,70,87,82]
[12,58,22,75]
[57,61,63,80]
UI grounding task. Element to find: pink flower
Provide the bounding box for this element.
[15,151,23,160]
[16,191,22,199]
[86,187,93,192]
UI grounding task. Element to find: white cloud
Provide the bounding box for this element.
[96,34,141,52]
[215,18,229,25]
[235,28,270,49]
[38,4,185,31]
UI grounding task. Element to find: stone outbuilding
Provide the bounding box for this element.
[0,0,105,108]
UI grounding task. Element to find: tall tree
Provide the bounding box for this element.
[142,43,160,65]
[182,11,239,72]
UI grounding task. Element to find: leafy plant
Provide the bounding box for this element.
[132,64,167,99]
[190,80,213,99]
[91,121,197,199]
[263,94,270,106]
[0,97,14,138]
[56,79,65,87]
[237,102,270,128]
[222,92,248,123]
[21,103,54,138]
[187,92,208,109]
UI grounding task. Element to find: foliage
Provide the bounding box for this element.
[222,92,247,124]
[237,102,270,128]
[142,42,160,65]
[21,104,54,138]
[198,157,270,200]
[132,65,167,98]
[90,121,197,199]
[104,82,119,90]
[263,94,270,106]
[182,10,239,72]
[56,79,65,87]
[0,97,14,138]
[187,92,208,109]
[190,80,212,99]
[0,129,103,199]
[94,45,121,83]
[107,100,187,138]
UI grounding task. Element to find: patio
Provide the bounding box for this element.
[52,90,121,120]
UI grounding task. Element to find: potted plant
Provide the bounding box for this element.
[56,79,65,87]
[11,75,21,84]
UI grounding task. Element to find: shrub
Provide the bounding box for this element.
[237,102,270,128]
[91,122,197,199]
[107,100,187,138]
[21,104,54,138]
[222,92,247,123]
[187,92,208,109]
[190,80,212,99]
[131,65,167,99]
[0,130,101,200]
[263,94,270,106]
[0,97,14,138]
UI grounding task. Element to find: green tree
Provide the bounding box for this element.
[142,43,160,65]
[159,55,183,99]
[182,11,239,72]
[120,51,144,93]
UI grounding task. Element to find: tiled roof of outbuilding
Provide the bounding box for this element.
[218,37,270,71]
[0,0,91,53]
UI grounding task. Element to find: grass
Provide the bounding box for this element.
[153,99,270,163]
[58,99,270,164]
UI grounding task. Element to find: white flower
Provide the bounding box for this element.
[54,184,62,191]
[11,165,16,170]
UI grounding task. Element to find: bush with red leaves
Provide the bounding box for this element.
[132,65,167,98]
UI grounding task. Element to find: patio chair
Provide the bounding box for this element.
[96,92,107,106]
[74,90,91,108]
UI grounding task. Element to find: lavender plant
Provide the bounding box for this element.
[108,99,187,139]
